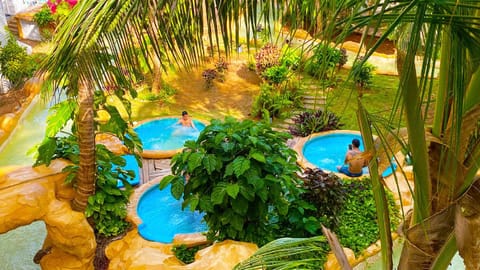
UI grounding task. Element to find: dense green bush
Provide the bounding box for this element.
[280,47,302,70]
[352,58,376,89]
[304,44,346,79]
[161,117,313,246]
[262,65,289,85]
[33,7,55,27]
[0,34,38,87]
[336,178,399,254]
[288,109,344,137]
[172,244,199,264]
[251,83,304,122]
[300,171,400,255]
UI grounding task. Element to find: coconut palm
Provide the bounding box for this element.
[38,0,309,210]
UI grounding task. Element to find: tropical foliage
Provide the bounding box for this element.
[352,58,376,90]
[288,109,344,137]
[161,117,313,246]
[34,90,142,237]
[304,44,347,79]
[0,34,37,88]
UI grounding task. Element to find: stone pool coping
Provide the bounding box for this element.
[127,175,209,247]
[134,116,210,159]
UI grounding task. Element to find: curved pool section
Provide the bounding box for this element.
[296,131,396,177]
[135,182,207,243]
[134,117,206,158]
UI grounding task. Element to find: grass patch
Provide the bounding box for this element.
[307,69,401,130]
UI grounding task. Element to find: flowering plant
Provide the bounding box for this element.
[47,0,78,14]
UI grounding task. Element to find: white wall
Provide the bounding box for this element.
[1,0,47,15]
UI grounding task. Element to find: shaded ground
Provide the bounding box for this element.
[131,57,262,121]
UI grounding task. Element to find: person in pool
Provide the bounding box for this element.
[176,111,197,129]
[336,138,368,177]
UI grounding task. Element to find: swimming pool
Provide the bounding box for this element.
[136,183,207,243]
[134,117,206,158]
[297,131,396,177]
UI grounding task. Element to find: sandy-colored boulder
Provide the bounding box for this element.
[0,113,16,132]
[324,247,356,270]
[107,229,258,270]
[96,133,128,155]
[0,160,95,270]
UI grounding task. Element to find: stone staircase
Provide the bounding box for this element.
[6,16,19,37]
[273,80,327,132]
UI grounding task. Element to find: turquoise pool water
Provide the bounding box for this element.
[137,184,207,243]
[134,118,205,151]
[302,133,395,177]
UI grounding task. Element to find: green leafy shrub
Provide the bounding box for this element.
[262,65,289,85]
[0,34,38,87]
[34,90,142,238]
[251,83,297,122]
[336,178,399,254]
[280,47,302,70]
[137,83,176,102]
[352,58,376,89]
[33,7,55,27]
[172,244,199,264]
[161,117,306,246]
[304,44,345,79]
[254,43,280,75]
[300,172,400,255]
[288,109,344,137]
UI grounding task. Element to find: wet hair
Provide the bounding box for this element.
[182,111,188,116]
[352,139,361,148]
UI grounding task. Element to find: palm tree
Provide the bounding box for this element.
[38,0,307,211]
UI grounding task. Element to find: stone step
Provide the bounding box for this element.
[303,99,327,105]
[304,103,325,110]
[7,18,19,36]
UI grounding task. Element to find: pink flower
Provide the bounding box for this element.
[65,0,78,7]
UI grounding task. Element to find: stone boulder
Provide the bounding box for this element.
[106,229,258,270]
[0,159,95,269]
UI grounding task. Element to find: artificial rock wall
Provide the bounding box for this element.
[0,159,95,269]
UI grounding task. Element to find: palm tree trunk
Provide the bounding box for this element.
[151,56,162,94]
[72,80,96,212]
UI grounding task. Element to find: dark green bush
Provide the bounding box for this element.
[0,34,38,87]
[336,178,399,254]
[304,44,346,79]
[251,83,301,122]
[300,172,400,255]
[288,110,344,137]
[161,117,310,246]
[352,58,376,89]
[172,244,199,264]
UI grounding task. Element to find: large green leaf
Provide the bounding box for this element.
[211,184,227,205]
[232,157,251,177]
[226,183,240,199]
[202,154,218,174]
[46,99,76,137]
[188,152,204,171]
